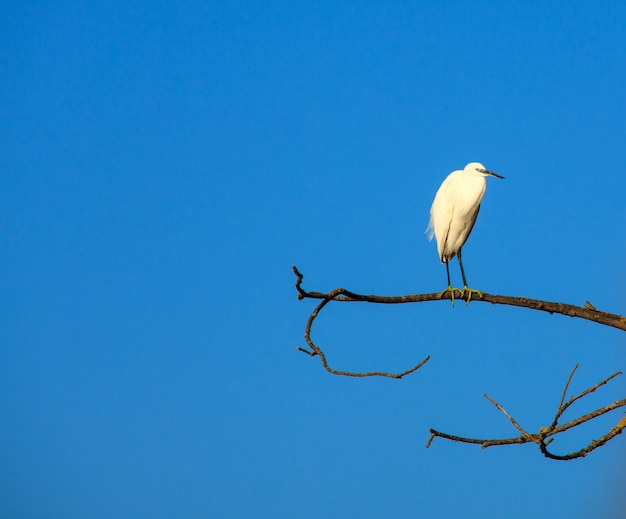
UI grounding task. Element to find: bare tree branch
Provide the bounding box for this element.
[426,367,626,460]
[293,265,625,458]
[292,265,626,332]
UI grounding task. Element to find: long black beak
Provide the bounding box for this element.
[479,168,505,179]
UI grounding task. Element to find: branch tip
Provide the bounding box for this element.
[296,346,316,357]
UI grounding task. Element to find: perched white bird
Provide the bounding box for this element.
[427,162,504,300]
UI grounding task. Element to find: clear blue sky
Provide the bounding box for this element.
[2,1,625,517]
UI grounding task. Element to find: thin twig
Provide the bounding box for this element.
[484,394,536,443]
[297,287,430,378]
[548,364,579,430]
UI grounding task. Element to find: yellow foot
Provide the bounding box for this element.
[439,285,460,307]
[462,286,483,304]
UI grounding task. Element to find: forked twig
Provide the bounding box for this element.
[426,366,626,460]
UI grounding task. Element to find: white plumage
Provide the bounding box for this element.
[427,162,504,292]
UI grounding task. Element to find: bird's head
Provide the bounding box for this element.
[464,162,505,179]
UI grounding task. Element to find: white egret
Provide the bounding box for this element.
[426,162,504,302]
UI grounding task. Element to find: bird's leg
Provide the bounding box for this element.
[439,260,456,307]
[458,249,469,287]
[458,249,483,303]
